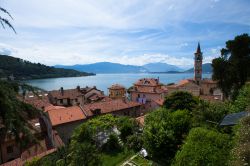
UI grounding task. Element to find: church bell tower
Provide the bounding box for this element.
[194,42,203,84]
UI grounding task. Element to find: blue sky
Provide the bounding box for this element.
[0,0,250,68]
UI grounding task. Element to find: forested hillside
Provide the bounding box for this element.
[0,55,94,80]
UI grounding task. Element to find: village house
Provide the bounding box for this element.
[167,79,201,96]
[128,78,168,110]
[48,86,104,107]
[0,117,63,165]
[108,84,126,99]
[166,43,223,101]
[46,105,87,144]
[46,99,141,144]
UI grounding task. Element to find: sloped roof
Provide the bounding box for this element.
[136,115,145,126]
[168,79,200,88]
[109,84,126,90]
[220,111,249,126]
[44,105,65,112]
[22,95,52,110]
[49,88,84,100]
[82,99,141,115]
[47,106,86,126]
[152,98,164,106]
[134,78,159,86]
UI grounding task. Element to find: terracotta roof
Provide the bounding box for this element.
[82,99,141,115]
[52,130,64,148]
[168,79,200,88]
[109,84,126,90]
[134,78,159,86]
[201,79,217,84]
[136,115,145,126]
[44,105,65,112]
[152,98,164,106]
[86,93,105,102]
[129,86,168,94]
[47,106,86,126]
[49,88,84,100]
[22,95,52,110]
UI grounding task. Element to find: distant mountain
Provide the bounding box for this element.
[55,62,148,73]
[0,55,94,80]
[185,63,212,73]
[55,62,184,73]
[143,63,183,72]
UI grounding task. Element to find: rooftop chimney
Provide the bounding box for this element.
[76,85,80,91]
[60,87,64,95]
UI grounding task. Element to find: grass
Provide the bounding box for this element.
[131,155,155,166]
[101,149,135,166]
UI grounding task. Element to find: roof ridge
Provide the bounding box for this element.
[79,105,89,118]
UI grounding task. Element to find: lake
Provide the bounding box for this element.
[25,73,211,95]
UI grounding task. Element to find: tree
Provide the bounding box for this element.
[0,6,16,33]
[0,81,41,147]
[173,127,231,166]
[143,108,191,164]
[164,91,199,111]
[212,34,250,99]
[126,134,143,151]
[102,133,122,153]
[69,141,101,166]
[117,116,139,142]
[229,84,250,113]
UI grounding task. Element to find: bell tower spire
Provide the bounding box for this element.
[194,42,203,84]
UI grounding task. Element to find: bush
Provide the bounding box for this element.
[126,134,143,151]
[102,134,122,153]
[230,116,250,165]
[143,108,191,164]
[173,127,232,166]
[164,91,199,111]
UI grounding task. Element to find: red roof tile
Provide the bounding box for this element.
[49,88,84,100]
[134,78,159,86]
[82,99,141,115]
[108,84,126,90]
[47,106,86,126]
[136,115,145,126]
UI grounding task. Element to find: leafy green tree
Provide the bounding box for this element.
[0,6,16,33]
[0,81,41,147]
[191,100,230,127]
[69,141,101,166]
[117,116,138,142]
[143,108,191,164]
[164,91,199,111]
[212,34,250,99]
[126,134,143,151]
[229,84,250,113]
[173,127,231,166]
[69,115,119,164]
[102,133,122,153]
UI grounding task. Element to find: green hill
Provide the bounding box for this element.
[185,63,212,73]
[0,55,94,80]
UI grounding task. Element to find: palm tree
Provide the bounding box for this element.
[0,6,16,33]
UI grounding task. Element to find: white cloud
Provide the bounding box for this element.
[0,0,249,67]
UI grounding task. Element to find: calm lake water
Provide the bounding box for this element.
[25,73,211,95]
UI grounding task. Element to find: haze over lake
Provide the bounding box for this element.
[25,73,211,95]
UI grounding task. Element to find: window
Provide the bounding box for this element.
[59,99,63,104]
[7,146,13,154]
